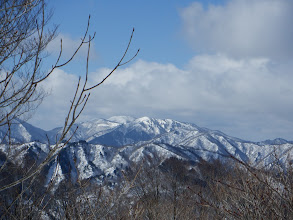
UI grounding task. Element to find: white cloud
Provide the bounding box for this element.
[30,56,293,141]
[180,0,293,59]
[32,69,80,129]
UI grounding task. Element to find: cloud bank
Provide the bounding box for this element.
[180,0,293,59]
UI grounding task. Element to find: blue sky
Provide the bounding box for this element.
[46,0,228,70]
[30,0,293,141]
[47,0,197,68]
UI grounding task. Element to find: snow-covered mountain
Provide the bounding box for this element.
[1,116,293,186]
[90,117,191,146]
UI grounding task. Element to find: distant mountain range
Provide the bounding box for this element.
[1,116,293,185]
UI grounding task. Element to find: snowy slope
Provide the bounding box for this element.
[0,119,48,143]
[22,137,293,186]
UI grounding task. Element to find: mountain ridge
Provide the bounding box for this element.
[1,116,293,186]
[1,116,291,144]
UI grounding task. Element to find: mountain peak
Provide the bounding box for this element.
[107,116,136,124]
[135,116,152,122]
